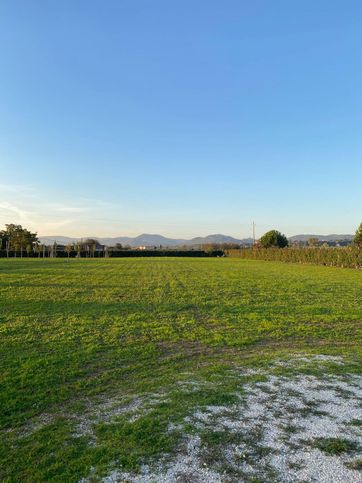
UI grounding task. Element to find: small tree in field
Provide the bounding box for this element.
[65,244,73,258]
[308,237,319,247]
[354,222,362,248]
[260,230,288,248]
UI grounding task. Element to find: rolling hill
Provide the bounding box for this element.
[38,233,251,247]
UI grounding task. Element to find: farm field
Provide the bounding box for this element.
[0,257,361,482]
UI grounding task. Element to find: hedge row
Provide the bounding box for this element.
[130,249,224,257]
[227,247,362,269]
[0,249,224,258]
[107,250,224,257]
[0,250,105,258]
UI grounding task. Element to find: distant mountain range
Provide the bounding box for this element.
[38,233,253,247]
[288,234,354,242]
[38,233,354,247]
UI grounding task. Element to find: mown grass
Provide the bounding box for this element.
[0,258,361,481]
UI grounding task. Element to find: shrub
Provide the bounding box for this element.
[259,230,288,248]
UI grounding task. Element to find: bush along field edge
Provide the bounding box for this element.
[227,247,362,269]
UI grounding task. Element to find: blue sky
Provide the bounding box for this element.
[0,1,361,238]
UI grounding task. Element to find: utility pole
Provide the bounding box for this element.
[252,221,256,247]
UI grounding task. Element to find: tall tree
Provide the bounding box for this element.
[0,224,38,252]
[83,238,99,257]
[259,230,289,248]
[354,222,362,247]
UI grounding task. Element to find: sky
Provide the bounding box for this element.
[0,1,361,239]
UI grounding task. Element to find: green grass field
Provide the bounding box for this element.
[1,258,361,481]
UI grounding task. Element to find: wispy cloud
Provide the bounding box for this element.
[0,201,34,220]
[0,183,35,194]
[0,185,126,236]
[49,204,90,214]
[37,219,75,230]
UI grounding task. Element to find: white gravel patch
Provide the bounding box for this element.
[103,436,223,483]
[235,373,362,481]
[99,358,362,483]
[73,389,175,441]
[272,354,345,367]
[72,396,144,440]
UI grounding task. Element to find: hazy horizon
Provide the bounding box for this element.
[1,1,361,238]
[37,230,354,241]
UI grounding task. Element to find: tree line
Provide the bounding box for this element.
[0,225,106,258]
[226,223,362,269]
[228,246,362,269]
[0,225,225,258]
[0,222,361,259]
[257,223,362,249]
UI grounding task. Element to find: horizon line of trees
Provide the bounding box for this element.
[226,223,362,269]
[0,223,361,258]
[0,224,227,258]
[0,225,109,258]
[256,223,362,249]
